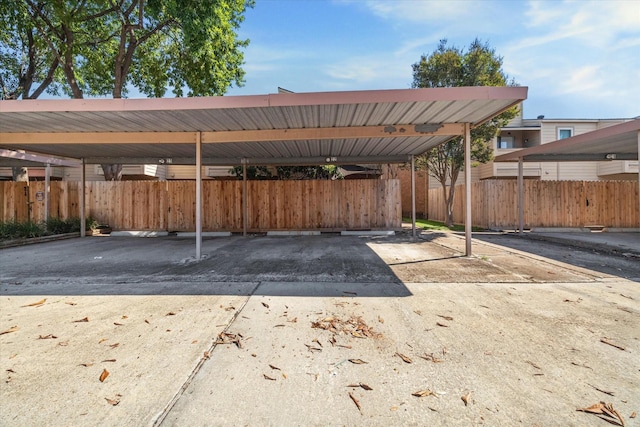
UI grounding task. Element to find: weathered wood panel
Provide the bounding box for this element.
[427,180,639,229]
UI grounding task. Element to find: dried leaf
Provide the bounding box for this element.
[38,334,57,340]
[203,351,210,359]
[436,322,449,327]
[98,338,107,344]
[312,338,323,347]
[305,344,322,352]
[587,383,615,396]
[600,338,625,351]
[412,389,436,397]
[144,319,150,324]
[109,343,120,349]
[101,359,116,363]
[378,316,384,323]
[273,324,285,328]
[79,363,94,367]
[420,353,443,363]
[337,344,352,349]
[99,369,109,382]
[526,360,541,370]
[630,412,636,418]
[437,314,453,321]
[462,392,472,406]
[395,352,412,364]
[577,402,625,426]
[0,326,18,335]
[261,302,270,309]
[113,322,124,326]
[166,312,176,316]
[288,317,298,323]
[72,317,89,323]
[65,302,77,306]
[359,383,373,391]
[263,374,276,381]
[269,364,281,370]
[348,359,368,364]
[348,392,362,413]
[105,395,121,406]
[22,299,46,307]
[121,315,128,319]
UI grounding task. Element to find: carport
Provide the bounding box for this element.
[494,118,640,232]
[1,87,527,258]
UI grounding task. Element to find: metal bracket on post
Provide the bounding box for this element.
[242,158,248,237]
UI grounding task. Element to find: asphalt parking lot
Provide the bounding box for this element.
[1,232,638,426]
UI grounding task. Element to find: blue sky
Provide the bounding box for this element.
[226,0,640,119]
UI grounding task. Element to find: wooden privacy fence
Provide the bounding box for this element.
[0,179,401,231]
[427,180,639,229]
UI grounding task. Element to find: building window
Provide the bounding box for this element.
[557,128,573,139]
[497,136,515,149]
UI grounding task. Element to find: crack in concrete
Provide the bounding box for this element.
[152,281,262,426]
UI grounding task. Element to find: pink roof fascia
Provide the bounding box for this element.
[494,118,640,162]
[0,86,527,114]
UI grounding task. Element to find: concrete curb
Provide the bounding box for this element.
[109,231,169,237]
[341,230,395,236]
[266,231,321,236]
[0,232,80,249]
[175,232,232,237]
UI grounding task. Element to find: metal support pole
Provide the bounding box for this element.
[80,159,86,238]
[411,155,416,239]
[464,123,472,256]
[195,132,202,259]
[242,158,248,237]
[637,130,640,227]
[44,163,50,224]
[518,157,524,234]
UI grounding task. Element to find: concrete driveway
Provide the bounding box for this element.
[1,233,638,426]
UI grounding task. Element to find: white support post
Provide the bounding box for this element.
[242,158,248,237]
[80,159,86,238]
[195,132,202,259]
[464,123,472,257]
[44,163,50,224]
[411,155,416,239]
[518,157,524,234]
[637,130,640,227]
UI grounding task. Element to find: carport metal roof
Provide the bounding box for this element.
[494,118,640,162]
[0,86,528,258]
[493,118,640,232]
[1,87,526,165]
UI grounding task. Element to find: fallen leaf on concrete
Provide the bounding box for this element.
[348,383,372,391]
[378,316,384,323]
[105,395,121,406]
[166,312,176,316]
[263,374,276,381]
[65,302,77,306]
[630,412,636,418]
[101,359,116,363]
[414,310,422,316]
[282,373,287,379]
[305,344,322,353]
[395,353,413,364]
[261,302,270,309]
[288,317,298,323]
[437,314,453,321]
[348,359,368,364]
[72,317,89,323]
[0,326,18,335]
[269,364,281,370]
[109,343,120,349]
[577,402,625,426]
[38,334,57,340]
[337,344,352,349]
[312,338,323,348]
[420,353,443,363]
[571,361,593,370]
[619,294,633,300]
[600,338,625,351]
[436,321,449,328]
[99,369,109,382]
[216,332,242,349]
[98,338,107,344]
[22,299,46,307]
[412,389,436,397]
[587,383,615,396]
[526,360,541,370]
[462,392,472,406]
[348,392,362,413]
[121,315,128,319]
[113,322,124,326]
[273,324,285,328]
[144,319,150,324]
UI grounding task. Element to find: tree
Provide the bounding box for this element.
[11,0,253,180]
[412,39,518,227]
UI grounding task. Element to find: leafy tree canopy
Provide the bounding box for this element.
[411,38,518,226]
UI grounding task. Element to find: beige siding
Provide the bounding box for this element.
[556,162,599,180]
[598,160,639,177]
[166,165,213,180]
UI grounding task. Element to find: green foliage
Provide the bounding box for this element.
[229,165,344,180]
[0,217,98,240]
[411,38,518,226]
